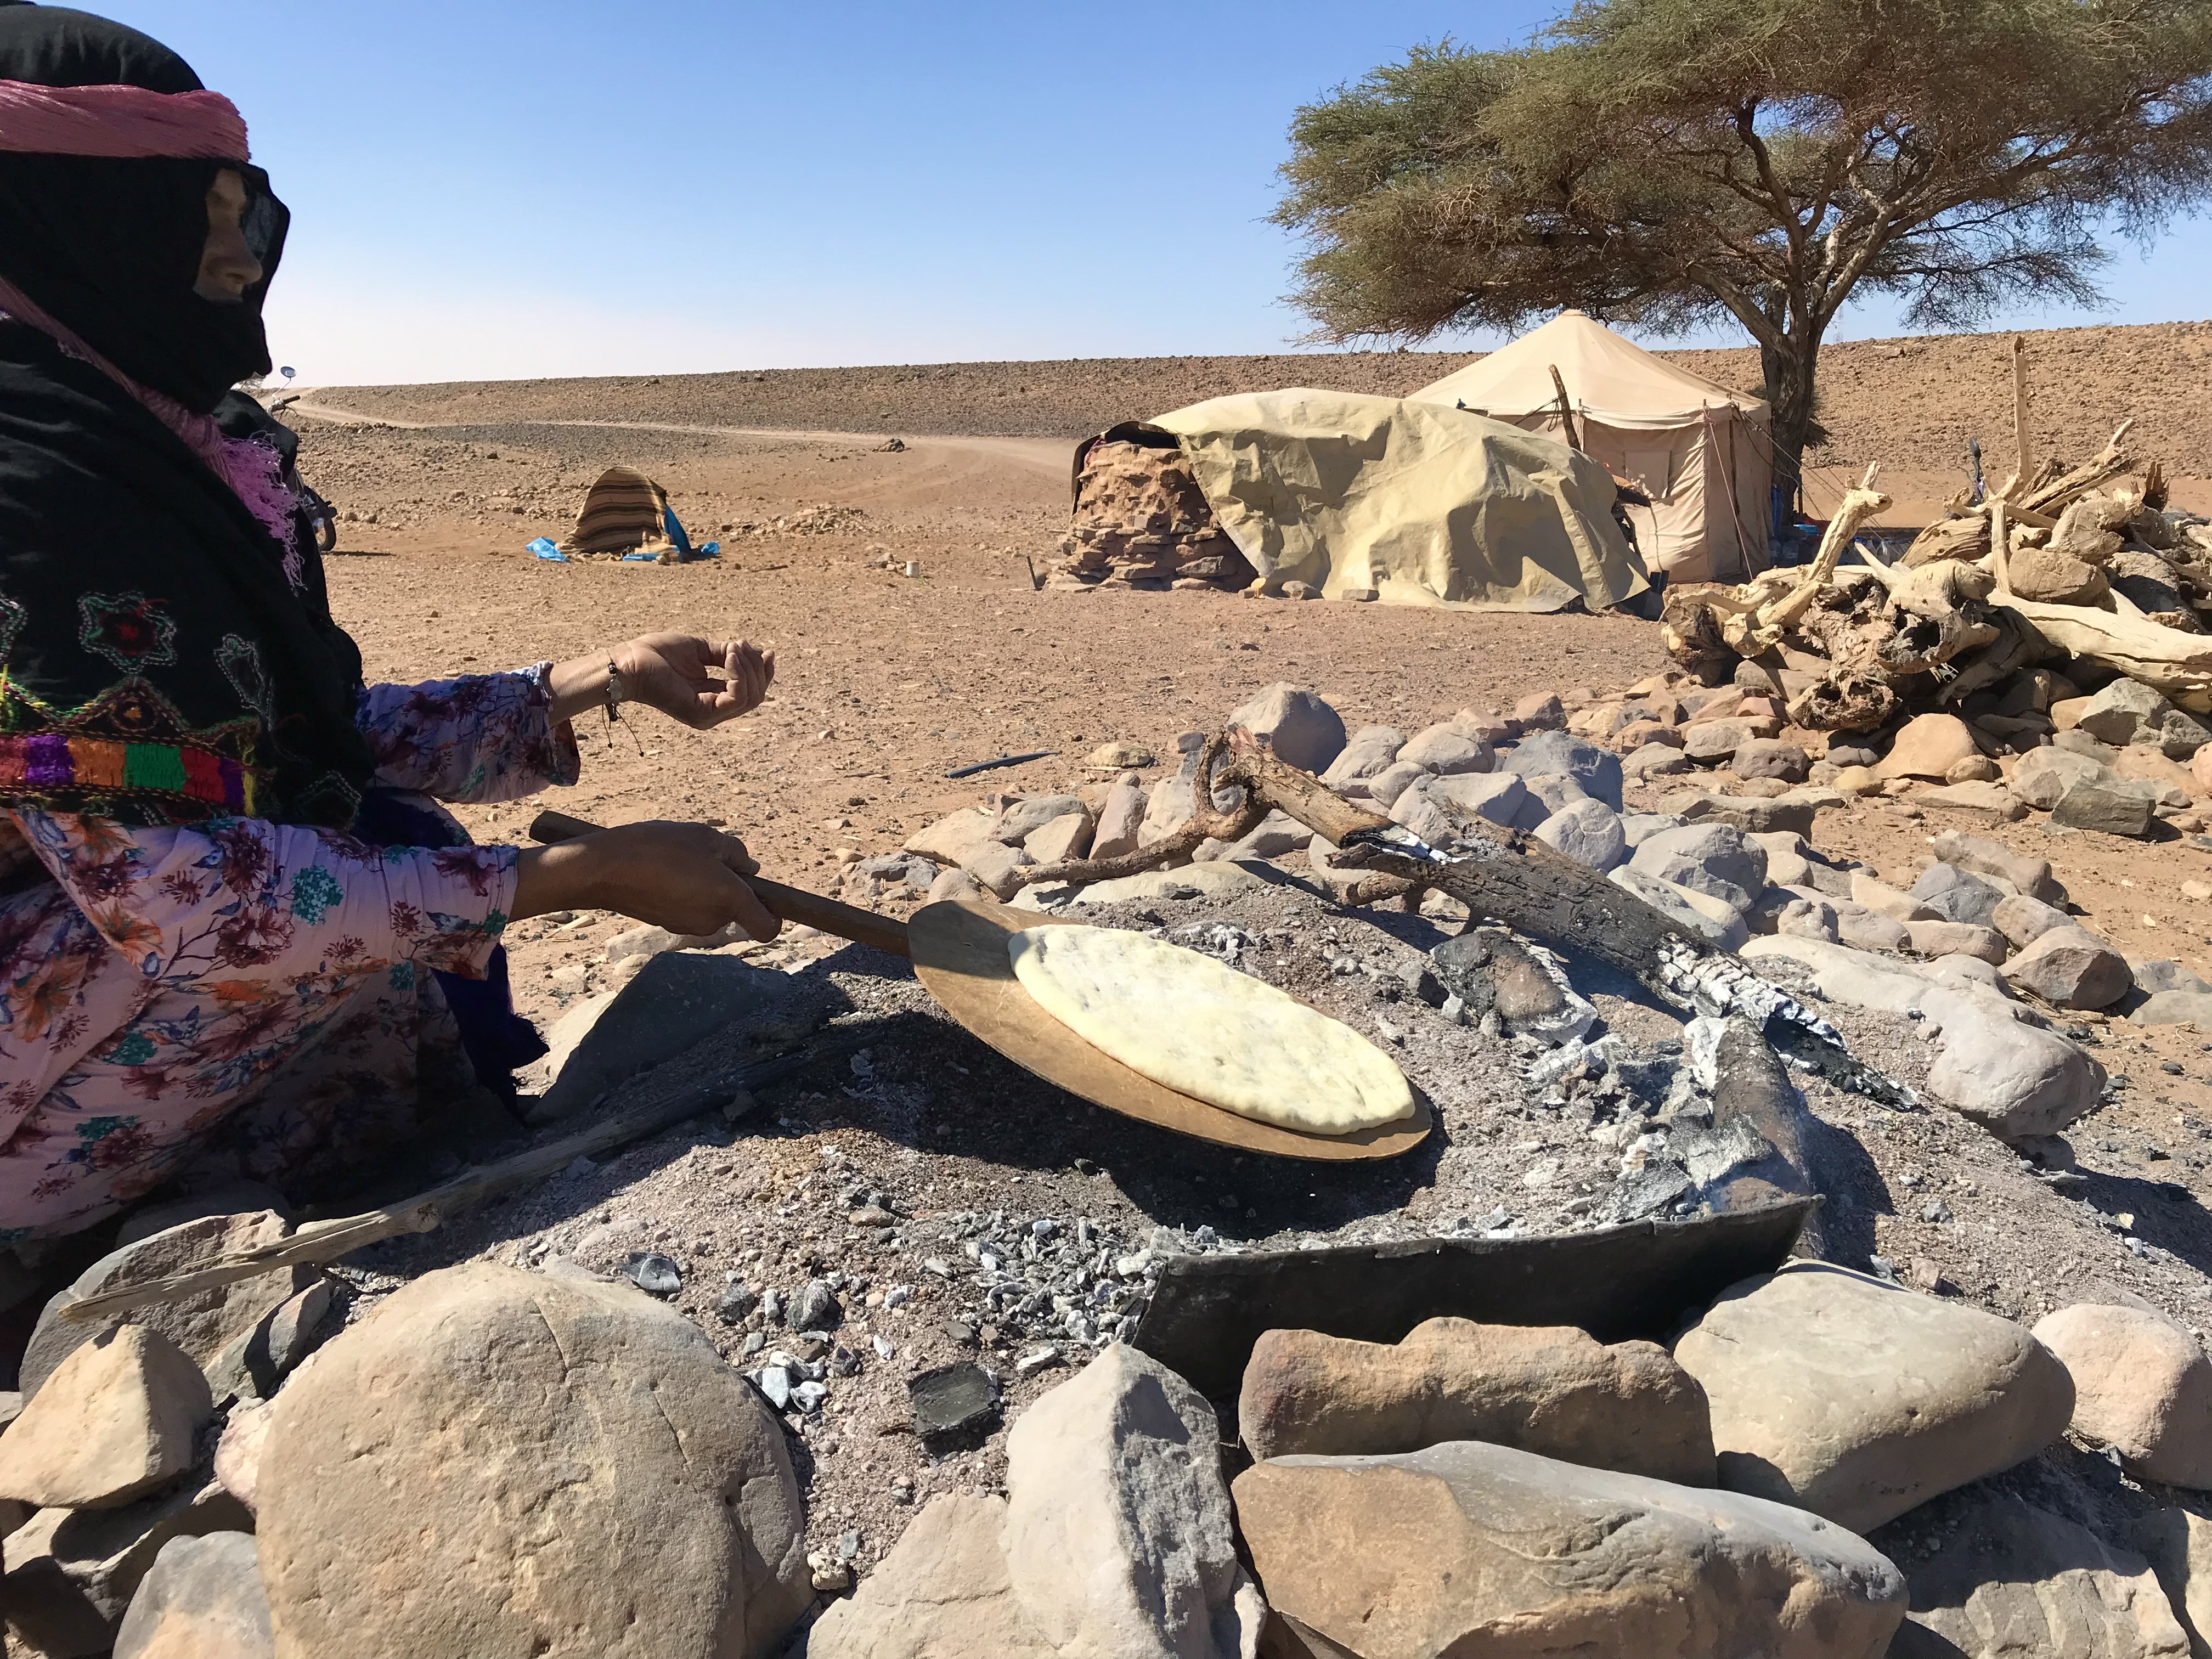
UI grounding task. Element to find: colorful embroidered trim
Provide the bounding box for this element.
[0,733,252,811]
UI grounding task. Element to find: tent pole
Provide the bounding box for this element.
[1547,365,1583,452]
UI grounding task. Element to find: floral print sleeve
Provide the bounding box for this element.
[356,661,582,803]
[14,808,516,985]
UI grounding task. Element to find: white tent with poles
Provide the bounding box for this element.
[1409,310,1773,584]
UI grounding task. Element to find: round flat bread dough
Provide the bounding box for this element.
[1007,926,1414,1135]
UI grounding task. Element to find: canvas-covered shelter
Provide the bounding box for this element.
[1144,390,1648,613]
[1409,311,1771,584]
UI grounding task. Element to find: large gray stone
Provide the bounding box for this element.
[1235,1440,1906,1659]
[1929,831,2065,903]
[2011,745,2110,809]
[1610,867,1750,949]
[2153,707,2212,762]
[1429,770,1544,831]
[114,1532,273,1659]
[1658,789,1818,837]
[1237,1318,1713,1482]
[1363,759,1427,806]
[1623,741,1694,781]
[1138,739,1207,846]
[1881,1489,2188,1659]
[528,952,803,1124]
[1629,822,1768,913]
[256,1263,810,1659]
[2075,677,2175,748]
[2136,960,2212,998]
[1223,809,1311,862]
[22,1210,307,1398]
[904,806,996,866]
[1226,684,1346,774]
[991,794,1085,844]
[2003,924,2133,1010]
[1319,725,1404,788]
[1927,1009,2108,1138]
[2034,1304,2212,1489]
[1673,1262,2074,1532]
[1385,778,1460,848]
[1397,723,1493,775]
[1003,1345,1259,1659]
[1994,892,2073,948]
[1090,776,1149,861]
[2053,774,2162,837]
[1533,798,1628,871]
[1905,921,2007,964]
[1519,770,1592,819]
[2136,991,2212,1028]
[1909,863,2007,927]
[1733,738,1810,782]
[1503,729,1623,810]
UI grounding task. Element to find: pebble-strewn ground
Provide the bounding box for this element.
[281,342,2212,1585]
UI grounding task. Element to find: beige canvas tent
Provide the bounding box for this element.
[1148,390,1647,613]
[1410,311,1771,584]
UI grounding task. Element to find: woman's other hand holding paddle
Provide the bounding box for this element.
[513,821,780,941]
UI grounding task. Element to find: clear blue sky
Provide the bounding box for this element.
[88,1,2212,385]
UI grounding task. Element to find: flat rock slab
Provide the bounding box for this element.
[1236,1440,1905,1659]
[256,1262,810,1659]
[22,1209,304,1398]
[528,951,806,1123]
[1673,1262,2073,1533]
[909,1362,1001,1442]
[1878,1488,2189,1659]
[1237,1317,1714,1483]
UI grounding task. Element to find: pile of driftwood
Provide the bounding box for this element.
[1661,400,2212,725]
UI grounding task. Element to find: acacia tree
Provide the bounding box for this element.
[1274,0,2212,500]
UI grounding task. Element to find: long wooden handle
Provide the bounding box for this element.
[58,1048,817,1325]
[527,809,911,959]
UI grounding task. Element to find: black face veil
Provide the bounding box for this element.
[0,5,289,413]
[0,5,379,832]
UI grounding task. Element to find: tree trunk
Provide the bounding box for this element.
[1759,329,1822,518]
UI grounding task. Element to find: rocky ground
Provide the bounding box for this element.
[11,331,2212,1655]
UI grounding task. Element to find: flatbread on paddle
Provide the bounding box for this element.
[1006,926,1414,1135]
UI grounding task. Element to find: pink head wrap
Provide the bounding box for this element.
[0,78,249,160]
[0,80,294,570]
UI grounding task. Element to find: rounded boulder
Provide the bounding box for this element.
[256,1263,810,1659]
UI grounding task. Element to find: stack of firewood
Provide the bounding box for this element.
[1661,421,2212,732]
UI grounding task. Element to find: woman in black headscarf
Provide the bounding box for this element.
[0,4,780,1240]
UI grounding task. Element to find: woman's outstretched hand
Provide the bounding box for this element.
[548,635,775,729]
[512,821,780,940]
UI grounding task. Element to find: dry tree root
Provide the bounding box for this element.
[1024,730,1265,887]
